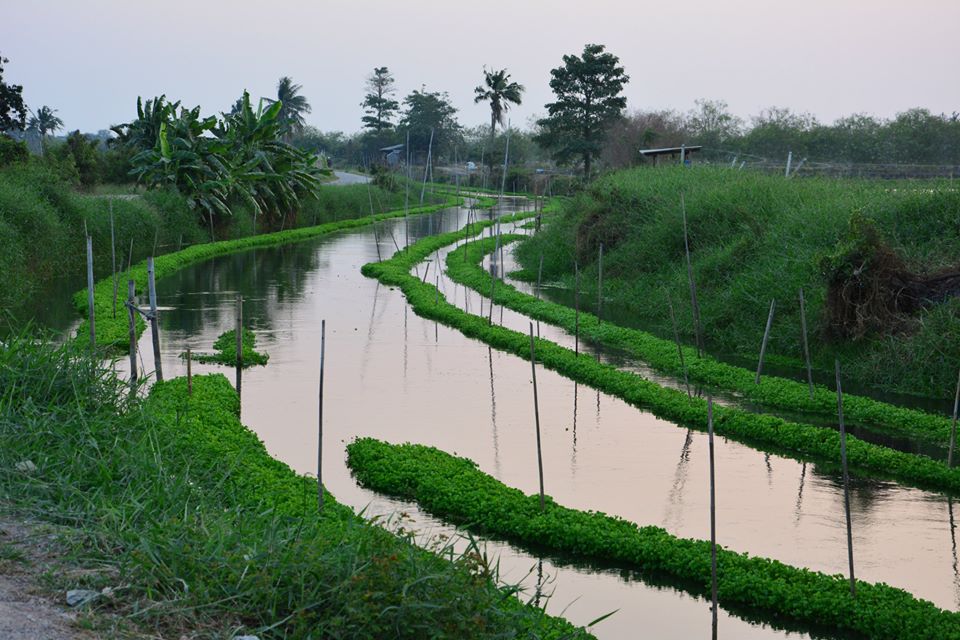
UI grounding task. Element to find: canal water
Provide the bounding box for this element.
[29,200,960,638]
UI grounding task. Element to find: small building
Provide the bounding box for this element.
[379,143,405,167]
[639,145,702,166]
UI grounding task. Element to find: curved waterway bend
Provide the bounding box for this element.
[111,200,955,638]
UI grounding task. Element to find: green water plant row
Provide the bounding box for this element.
[447,234,956,447]
[73,196,462,352]
[346,437,960,640]
[362,221,960,496]
[189,329,269,367]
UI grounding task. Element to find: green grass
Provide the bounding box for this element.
[515,166,960,398]
[189,329,269,367]
[361,215,960,496]
[447,234,956,447]
[73,195,463,352]
[0,331,594,639]
[347,437,960,640]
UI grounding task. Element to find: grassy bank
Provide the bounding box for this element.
[514,166,960,398]
[73,195,461,351]
[447,235,955,446]
[0,332,593,638]
[362,217,960,495]
[347,438,960,640]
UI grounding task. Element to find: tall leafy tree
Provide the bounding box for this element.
[274,76,312,136]
[535,44,629,177]
[361,67,399,131]
[27,105,64,154]
[398,89,461,160]
[0,53,27,132]
[473,68,524,137]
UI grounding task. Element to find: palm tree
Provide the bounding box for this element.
[27,105,63,155]
[274,76,311,137]
[473,68,524,137]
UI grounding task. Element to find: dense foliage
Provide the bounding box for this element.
[347,438,960,640]
[515,166,960,398]
[0,53,26,132]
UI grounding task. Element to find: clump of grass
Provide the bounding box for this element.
[189,328,269,367]
[0,330,591,639]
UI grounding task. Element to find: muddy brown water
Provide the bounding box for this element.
[24,200,960,638]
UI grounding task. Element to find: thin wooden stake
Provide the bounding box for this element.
[835,359,856,597]
[535,253,544,338]
[110,201,117,319]
[707,395,718,635]
[949,367,960,467]
[798,288,815,399]
[680,194,703,357]
[235,294,243,398]
[318,319,326,510]
[127,238,134,272]
[186,347,192,396]
[667,294,691,397]
[86,236,96,350]
[597,243,604,325]
[528,322,545,511]
[574,262,581,355]
[755,299,776,384]
[146,257,163,382]
[127,279,137,392]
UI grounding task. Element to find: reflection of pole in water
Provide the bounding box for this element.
[950,497,960,605]
[403,305,408,380]
[571,382,579,474]
[664,428,694,527]
[794,462,807,525]
[488,346,501,475]
[534,557,544,609]
[360,282,381,382]
[764,452,773,485]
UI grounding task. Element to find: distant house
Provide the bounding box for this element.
[639,145,702,166]
[379,143,405,167]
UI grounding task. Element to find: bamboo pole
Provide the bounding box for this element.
[86,235,96,350]
[420,128,434,205]
[949,367,960,467]
[799,288,815,399]
[318,319,326,510]
[186,346,192,396]
[110,201,117,319]
[597,243,604,325]
[667,294,691,397]
[127,279,137,392]
[146,257,163,382]
[404,131,411,250]
[574,262,581,355]
[835,359,856,597]
[755,299,776,384]
[680,194,704,357]
[535,253,544,338]
[235,294,243,399]
[528,323,545,511]
[127,238,134,272]
[707,395,718,637]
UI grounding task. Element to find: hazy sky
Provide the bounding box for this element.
[4,0,959,135]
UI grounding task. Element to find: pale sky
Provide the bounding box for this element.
[4,0,959,135]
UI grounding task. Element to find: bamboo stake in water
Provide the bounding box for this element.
[799,288,815,399]
[86,235,96,350]
[755,299,776,384]
[707,395,718,637]
[146,257,163,382]
[127,279,137,392]
[597,243,604,325]
[318,319,326,510]
[528,322,545,511]
[667,294,691,397]
[235,294,243,399]
[186,347,192,396]
[949,367,960,467]
[420,128,434,205]
[404,131,411,250]
[110,201,117,319]
[574,262,581,355]
[535,253,544,338]
[680,194,703,357]
[835,359,856,597]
